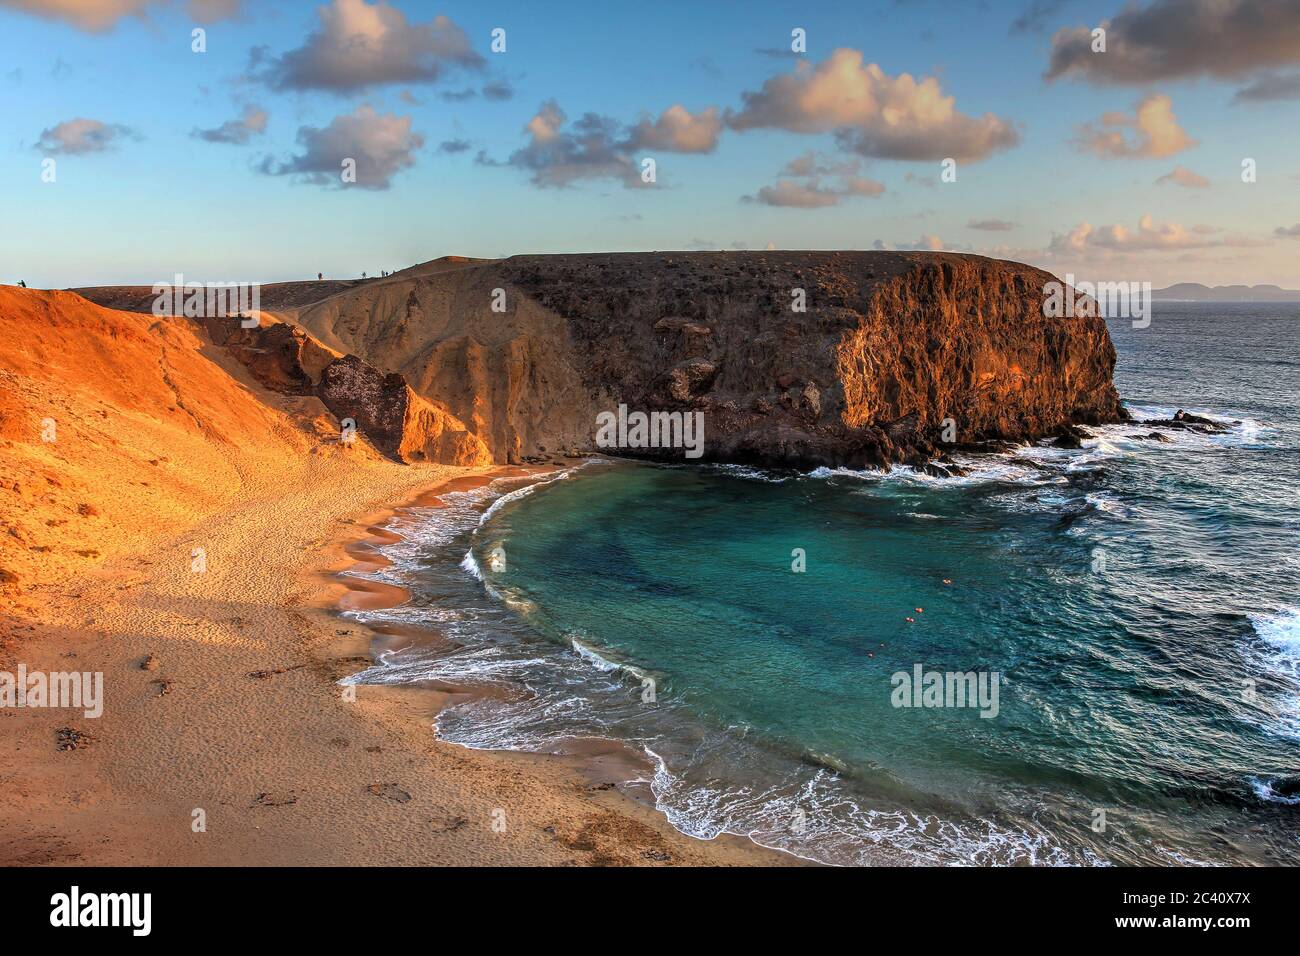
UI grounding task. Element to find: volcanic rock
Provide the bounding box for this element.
[199,317,336,396]
[317,355,491,466]
[280,251,1127,469]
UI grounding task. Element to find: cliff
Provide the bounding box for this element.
[4,253,1125,596]
[286,251,1124,469]
[0,286,491,598]
[197,316,491,467]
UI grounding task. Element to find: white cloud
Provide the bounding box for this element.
[0,0,153,31]
[259,105,423,189]
[0,0,240,30]
[193,105,267,145]
[727,48,1019,162]
[1073,94,1195,159]
[781,150,860,177]
[35,117,136,154]
[746,152,885,207]
[1049,215,1265,253]
[751,180,841,208]
[498,100,641,188]
[258,0,481,92]
[491,100,722,189]
[1155,165,1210,188]
[624,105,722,154]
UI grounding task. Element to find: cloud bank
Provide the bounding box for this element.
[1046,0,1300,85]
[1050,215,1264,253]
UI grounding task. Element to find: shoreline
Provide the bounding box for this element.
[1,451,788,866]
[315,462,798,866]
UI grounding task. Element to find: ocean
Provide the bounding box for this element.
[342,302,1300,866]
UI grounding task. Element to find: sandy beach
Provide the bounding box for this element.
[0,450,786,866]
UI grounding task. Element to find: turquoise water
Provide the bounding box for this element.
[346,304,1300,865]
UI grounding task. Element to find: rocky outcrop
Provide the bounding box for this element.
[199,317,337,395]
[286,252,1125,469]
[1139,409,1233,434]
[198,315,489,466]
[317,355,492,466]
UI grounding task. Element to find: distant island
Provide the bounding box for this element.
[1153,283,1300,302]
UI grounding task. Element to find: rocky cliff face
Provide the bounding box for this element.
[286,252,1124,469]
[199,319,336,396]
[316,355,492,466]
[198,315,491,467]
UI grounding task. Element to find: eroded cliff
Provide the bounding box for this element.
[285,251,1123,469]
[198,315,492,467]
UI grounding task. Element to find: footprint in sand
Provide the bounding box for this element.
[365,783,412,803]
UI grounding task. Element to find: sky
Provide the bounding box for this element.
[2,0,1299,288]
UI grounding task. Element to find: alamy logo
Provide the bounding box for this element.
[152,272,260,326]
[0,665,102,718]
[891,664,1001,718]
[1043,273,1152,329]
[50,886,151,936]
[595,404,704,459]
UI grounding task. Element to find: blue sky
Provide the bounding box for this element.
[2,0,1298,288]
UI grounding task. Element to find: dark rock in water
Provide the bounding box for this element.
[1139,409,1232,435]
[1049,423,1091,449]
[928,453,969,477]
[1269,776,1300,800]
[1135,431,1174,442]
[1174,409,1217,426]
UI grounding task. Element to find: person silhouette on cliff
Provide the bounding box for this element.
[317,272,322,281]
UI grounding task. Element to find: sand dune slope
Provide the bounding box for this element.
[0,287,346,597]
